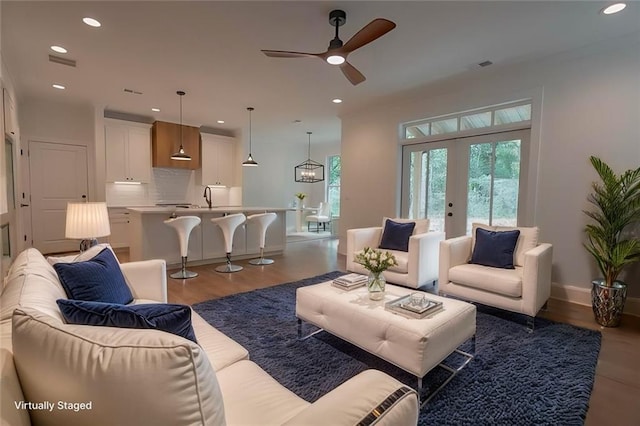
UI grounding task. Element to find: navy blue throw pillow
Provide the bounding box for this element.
[56,299,198,344]
[379,219,416,252]
[53,248,133,304]
[470,228,520,269]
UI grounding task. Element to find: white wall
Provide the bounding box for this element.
[340,34,640,304]
[241,130,340,209]
[20,97,98,203]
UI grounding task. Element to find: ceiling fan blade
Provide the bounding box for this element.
[261,50,322,59]
[342,18,396,54]
[340,62,366,86]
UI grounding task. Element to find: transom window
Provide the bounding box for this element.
[402,101,531,140]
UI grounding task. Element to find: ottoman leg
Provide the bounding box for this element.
[296,318,324,341]
[419,334,476,407]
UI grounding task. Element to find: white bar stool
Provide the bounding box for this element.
[210,213,246,273]
[164,215,201,279]
[247,212,277,265]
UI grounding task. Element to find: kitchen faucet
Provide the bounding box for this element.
[203,186,213,209]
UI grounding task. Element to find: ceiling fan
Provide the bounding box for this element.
[261,10,396,86]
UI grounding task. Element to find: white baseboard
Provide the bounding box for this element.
[551,283,640,317]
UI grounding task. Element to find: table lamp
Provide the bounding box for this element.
[65,202,111,252]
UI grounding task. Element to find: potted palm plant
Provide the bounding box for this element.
[584,156,640,327]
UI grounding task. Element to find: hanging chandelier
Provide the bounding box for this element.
[170,90,191,161]
[242,107,258,167]
[294,132,324,183]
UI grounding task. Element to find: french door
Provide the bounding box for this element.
[401,129,529,238]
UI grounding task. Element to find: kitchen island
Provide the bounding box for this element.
[127,206,287,268]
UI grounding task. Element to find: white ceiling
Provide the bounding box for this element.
[2,1,639,147]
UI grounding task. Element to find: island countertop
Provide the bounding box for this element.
[127,206,287,266]
[127,206,289,214]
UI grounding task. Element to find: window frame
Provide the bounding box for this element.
[326,154,341,218]
[401,100,532,142]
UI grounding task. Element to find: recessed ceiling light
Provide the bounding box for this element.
[332,98,343,104]
[151,108,160,112]
[52,84,65,90]
[217,120,225,124]
[51,45,67,54]
[82,17,101,27]
[601,3,626,14]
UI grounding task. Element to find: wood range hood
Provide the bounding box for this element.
[152,120,201,169]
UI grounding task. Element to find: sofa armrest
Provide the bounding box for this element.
[1,349,31,426]
[521,243,553,316]
[346,227,382,271]
[283,370,418,426]
[407,231,445,287]
[438,236,472,286]
[120,259,168,303]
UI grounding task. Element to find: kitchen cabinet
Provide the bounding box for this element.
[198,133,235,187]
[152,121,201,170]
[105,119,151,183]
[3,89,18,138]
[108,207,130,248]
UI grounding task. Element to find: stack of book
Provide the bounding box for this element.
[332,273,368,290]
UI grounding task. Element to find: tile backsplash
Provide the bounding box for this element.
[106,168,239,207]
[151,168,193,204]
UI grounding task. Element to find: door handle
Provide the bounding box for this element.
[20,204,30,207]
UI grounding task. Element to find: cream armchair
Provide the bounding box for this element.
[346,218,444,289]
[439,224,553,328]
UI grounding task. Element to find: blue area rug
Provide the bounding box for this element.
[193,271,601,425]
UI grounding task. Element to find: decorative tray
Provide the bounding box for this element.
[384,294,443,319]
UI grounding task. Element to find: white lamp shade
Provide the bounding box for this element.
[65,202,111,239]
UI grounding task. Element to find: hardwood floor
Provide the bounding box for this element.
[117,238,640,425]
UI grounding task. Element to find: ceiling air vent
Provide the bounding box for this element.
[48,55,77,67]
[123,88,143,95]
[478,60,493,68]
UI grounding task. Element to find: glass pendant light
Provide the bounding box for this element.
[171,90,191,161]
[242,107,258,167]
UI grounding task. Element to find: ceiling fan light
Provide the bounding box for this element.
[326,55,345,65]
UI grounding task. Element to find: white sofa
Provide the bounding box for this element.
[439,224,553,324]
[0,247,419,426]
[346,219,444,289]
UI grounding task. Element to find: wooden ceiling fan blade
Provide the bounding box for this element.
[340,62,366,86]
[342,18,396,54]
[261,50,322,59]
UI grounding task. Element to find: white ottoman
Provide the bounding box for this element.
[296,281,476,403]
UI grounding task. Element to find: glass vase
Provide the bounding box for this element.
[367,271,386,301]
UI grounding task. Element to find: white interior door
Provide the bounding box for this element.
[29,141,88,254]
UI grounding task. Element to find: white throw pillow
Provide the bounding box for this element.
[47,243,118,265]
[12,307,226,426]
[382,217,430,235]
